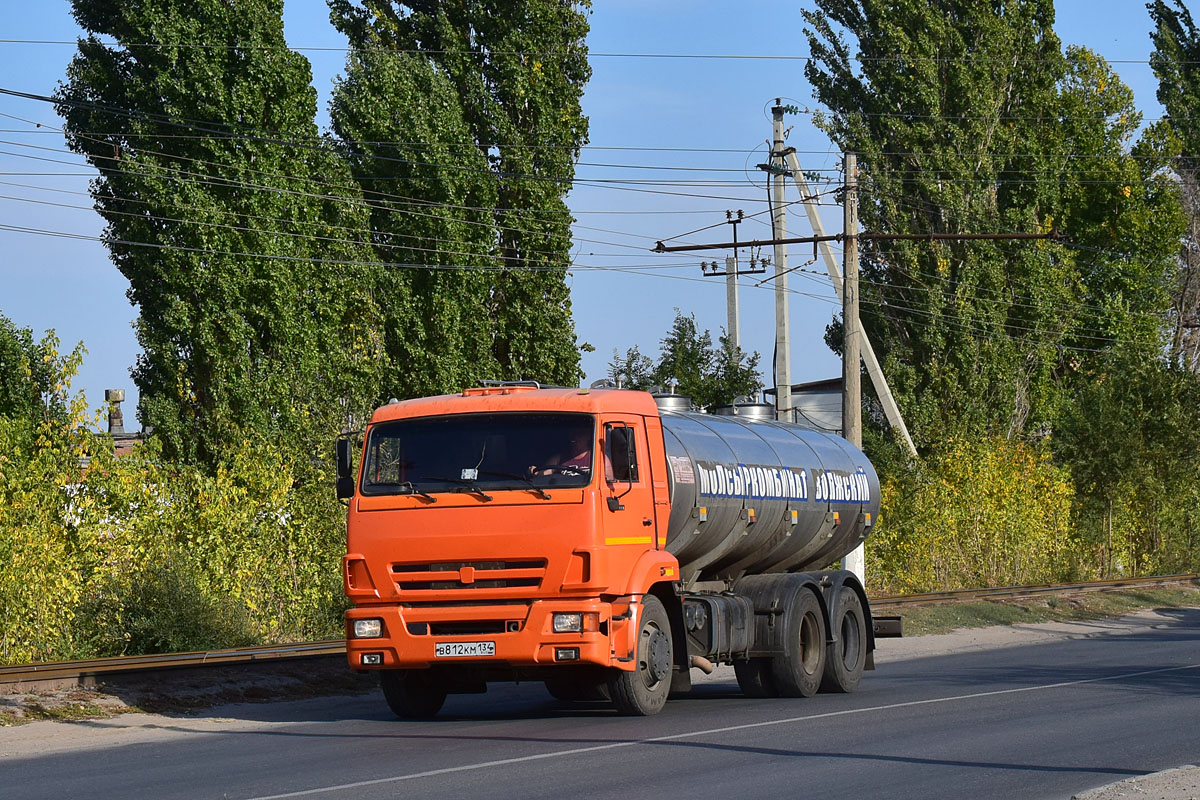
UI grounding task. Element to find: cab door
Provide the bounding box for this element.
[599,417,658,554]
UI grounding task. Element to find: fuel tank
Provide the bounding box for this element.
[657,403,880,582]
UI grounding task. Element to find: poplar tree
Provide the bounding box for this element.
[56,0,387,464]
[1149,0,1200,370]
[329,32,502,398]
[803,1,1182,445]
[329,0,591,388]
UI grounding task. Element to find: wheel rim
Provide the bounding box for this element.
[800,612,821,675]
[642,623,671,689]
[840,611,862,670]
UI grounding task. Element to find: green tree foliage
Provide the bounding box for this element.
[607,346,655,390]
[803,1,1183,445]
[1149,0,1200,369]
[55,0,388,466]
[0,315,81,422]
[0,347,346,665]
[329,0,592,388]
[329,35,501,398]
[607,311,762,408]
[1055,353,1200,577]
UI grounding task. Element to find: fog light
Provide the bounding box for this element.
[361,653,382,666]
[553,613,583,633]
[353,618,383,638]
[555,647,580,661]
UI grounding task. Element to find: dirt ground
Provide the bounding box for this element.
[1072,766,1200,800]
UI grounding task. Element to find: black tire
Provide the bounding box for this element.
[608,595,673,715]
[771,587,827,698]
[821,587,867,693]
[734,658,779,697]
[380,669,447,719]
[544,676,610,702]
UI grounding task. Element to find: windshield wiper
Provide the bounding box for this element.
[426,476,493,502]
[398,482,437,502]
[370,481,438,502]
[477,470,552,500]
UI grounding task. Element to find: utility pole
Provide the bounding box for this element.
[654,143,1059,461]
[698,211,763,352]
[726,252,740,351]
[770,100,792,422]
[842,153,865,583]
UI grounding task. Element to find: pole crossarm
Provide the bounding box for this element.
[652,229,1061,254]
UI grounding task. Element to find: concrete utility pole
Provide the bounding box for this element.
[725,253,740,351]
[771,100,792,422]
[842,153,861,451]
[698,211,761,351]
[842,154,865,583]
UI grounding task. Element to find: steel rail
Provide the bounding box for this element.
[3,574,1198,688]
[869,573,1200,608]
[0,640,345,688]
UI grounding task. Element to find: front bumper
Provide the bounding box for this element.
[345,597,635,671]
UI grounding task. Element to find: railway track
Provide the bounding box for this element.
[3,573,1197,691]
[869,572,1200,608]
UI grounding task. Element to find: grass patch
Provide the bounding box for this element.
[0,710,31,727]
[890,586,1200,636]
[23,701,113,722]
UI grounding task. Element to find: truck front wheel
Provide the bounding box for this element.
[608,595,673,715]
[771,588,827,697]
[380,669,447,719]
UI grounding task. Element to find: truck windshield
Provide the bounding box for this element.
[361,412,595,496]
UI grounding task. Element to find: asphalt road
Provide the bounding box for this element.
[4,608,1199,800]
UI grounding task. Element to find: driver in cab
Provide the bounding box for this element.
[530,430,593,477]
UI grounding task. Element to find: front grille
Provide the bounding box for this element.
[390,559,547,592]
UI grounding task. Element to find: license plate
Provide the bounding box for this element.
[435,641,496,658]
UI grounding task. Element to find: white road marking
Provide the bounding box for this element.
[243,661,1200,799]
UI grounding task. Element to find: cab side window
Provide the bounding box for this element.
[605,425,639,482]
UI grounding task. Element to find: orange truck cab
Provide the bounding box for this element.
[337,383,897,717]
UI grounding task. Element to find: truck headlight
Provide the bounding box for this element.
[552,613,583,633]
[353,618,383,638]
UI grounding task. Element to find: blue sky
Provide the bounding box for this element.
[0,1,1171,429]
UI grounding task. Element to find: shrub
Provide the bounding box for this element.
[868,435,1078,594]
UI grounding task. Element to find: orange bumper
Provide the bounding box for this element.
[345,597,638,672]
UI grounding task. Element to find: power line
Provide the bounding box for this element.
[0,39,1181,66]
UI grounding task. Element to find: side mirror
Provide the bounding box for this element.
[604,424,638,511]
[336,439,355,499]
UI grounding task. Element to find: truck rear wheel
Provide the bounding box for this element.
[380,669,447,719]
[771,588,827,698]
[608,595,673,716]
[821,587,867,693]
[734,658,778,697]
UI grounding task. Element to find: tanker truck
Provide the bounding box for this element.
[336,382,899,717]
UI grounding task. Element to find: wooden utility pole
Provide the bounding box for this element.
[842,153,865,583]
[771,100,792,422]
